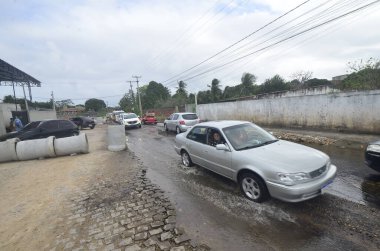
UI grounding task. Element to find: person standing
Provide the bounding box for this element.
[14,117,23,131]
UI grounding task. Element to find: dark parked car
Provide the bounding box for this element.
[365,140,380,172]
[0,119,79,142]
[70,116,96,129]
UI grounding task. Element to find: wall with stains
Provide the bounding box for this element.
[197,90,380,134]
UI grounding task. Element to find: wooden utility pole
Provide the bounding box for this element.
[132,76,143,116]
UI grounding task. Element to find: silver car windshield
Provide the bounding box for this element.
[223,123,278,151]
[123,114,137,119]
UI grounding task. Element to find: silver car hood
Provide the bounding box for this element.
[237,140,329,173]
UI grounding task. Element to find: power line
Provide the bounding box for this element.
[175,0,380,83]
[161,0,313,84]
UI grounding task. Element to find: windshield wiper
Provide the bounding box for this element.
[237,139,278,151]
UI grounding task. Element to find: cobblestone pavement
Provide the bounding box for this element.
[46,150,208,251]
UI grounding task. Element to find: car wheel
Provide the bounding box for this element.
[164,124,168,132]
[139,124,142,128]
[72,131,79,136]
[90,125,95,129]
[176,126,181,134]
[181,150,193,167]
[79,125,83,130]
[239,172,269,203]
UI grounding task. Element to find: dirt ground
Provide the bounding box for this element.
[0,125,113,250]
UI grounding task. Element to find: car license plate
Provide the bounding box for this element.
[321,180,333,193]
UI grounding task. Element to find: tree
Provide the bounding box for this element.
[172,80,188,106]
[209,78,222,102]
[56,99,74,110]
[119,93,137,112]
[142,81,170,109]
[84,98,106,112]
[259,75,290,94]
[340,58,380,90]
[241,72,257,95]
[290,71,313,88]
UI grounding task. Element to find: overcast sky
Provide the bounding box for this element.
[1,0,379,106]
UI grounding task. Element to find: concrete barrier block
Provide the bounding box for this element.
[0,138,20,163]
[55,133,89,156]
[16,136,56,161]
[107,125,126,151]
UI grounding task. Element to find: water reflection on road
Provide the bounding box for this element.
[125,125,380,250]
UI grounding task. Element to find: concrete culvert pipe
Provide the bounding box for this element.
[0,138,20,163]
[107,125,126,151]
[16,136,56,161]
[54,133,89,156]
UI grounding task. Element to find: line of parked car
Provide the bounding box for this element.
[0,116,95,142]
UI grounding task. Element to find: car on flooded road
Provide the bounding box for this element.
[365,140,380,172]
[164,112,200,134]
[174,121,337,203]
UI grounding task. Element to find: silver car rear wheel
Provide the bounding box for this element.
[181,151,193,167]
[239,173,269,203]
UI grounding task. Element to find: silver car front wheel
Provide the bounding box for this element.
[181,151,193,167]
[239,173,269,203]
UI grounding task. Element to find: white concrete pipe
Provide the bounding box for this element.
[54,133,89,156]
[0,138,20,163]
[16,136,56,161]
[107,125,126,151]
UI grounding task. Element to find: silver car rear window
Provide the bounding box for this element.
[182,114,198,120]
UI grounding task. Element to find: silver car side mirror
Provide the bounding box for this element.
[216,144,230,151]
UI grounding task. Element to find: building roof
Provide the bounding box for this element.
[0,58,41,86]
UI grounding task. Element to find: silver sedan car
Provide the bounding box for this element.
[174,121,337,203]
[164,112,200,134]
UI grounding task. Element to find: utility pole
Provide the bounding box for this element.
[132,75,143,116]
[51,91,56,112]
[22,83,30,123]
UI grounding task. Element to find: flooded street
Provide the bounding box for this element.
[126,125,380,250]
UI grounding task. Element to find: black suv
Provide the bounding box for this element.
[70,116,96,129]
[0,119,79,141]
[365,140,380,172]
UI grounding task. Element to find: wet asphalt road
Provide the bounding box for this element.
[125,125,380,251]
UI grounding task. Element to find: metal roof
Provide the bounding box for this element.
[0,58,41,86]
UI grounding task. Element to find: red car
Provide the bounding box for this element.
[142,113,157,125]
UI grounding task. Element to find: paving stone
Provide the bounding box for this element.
[123,229,135,238]
[140,247,155,251]
[170,246,185,251]
[105,243,115,251]
[125,244,142,251]
[163,224,175,231]
[160,232,173,241]
[165,216,176,224]
[173,234,190,245]
[174,228,184,235]
[143,237,157,247]
[149,228,163,236]
[136,225,149,233]
[134,232,148,241]
[64,241,75,249]
[150,221,164,228]
[121,219,132,225]
[119,238,133,246]
[89,228,101,236]
[157,241,171,251]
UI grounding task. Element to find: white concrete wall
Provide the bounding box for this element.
[0,108,6,136]
[197,90,380,134]
[29,110,57,121]
[0,103,21,122]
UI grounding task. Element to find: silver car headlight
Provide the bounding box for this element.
[277,172,311,186]
[367,144,380,153]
